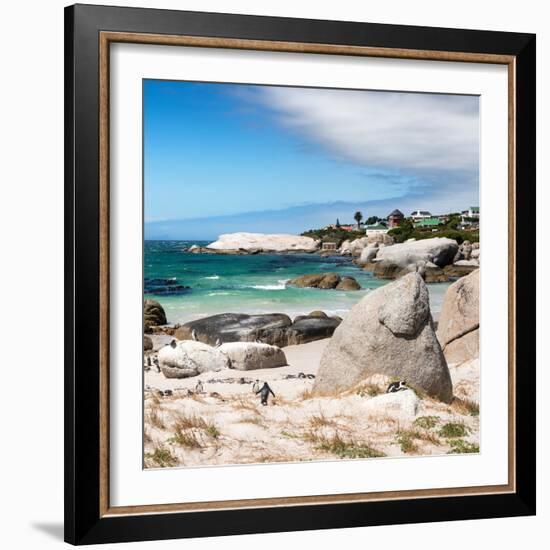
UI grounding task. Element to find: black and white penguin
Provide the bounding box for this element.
[191,329,198,342]
[386,380,408,393]
[256,382,275,406]
[195,380,203,394]
[170,339,177,348]
[252,379,261,393]
[215,338,221,347]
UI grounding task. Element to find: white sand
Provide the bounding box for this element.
[143,337,480,468]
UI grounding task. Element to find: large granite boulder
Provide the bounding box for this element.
[205,232,320,253]
[314,273,453,402]
[144,299,167,332]
[374,238,459,269]
[158,341,229,378]
[219,342,287,370]
[287,272,361,290]
[436,269,479,364]
[174,313,292,345]
[349,237,369,257]
[175,312,340,348]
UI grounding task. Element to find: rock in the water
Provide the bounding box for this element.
[336,276,362,291]
[288,272,360,290]
[158,341,229,378]
[144,299,167,330]
[174,313,292,346]
[314,273,452,402]
[436,270,479,364]
[362,389,422,418]
[219,342,287,370]
[205,232,320,253]
[374,238,459,270]
[144,335,153,351]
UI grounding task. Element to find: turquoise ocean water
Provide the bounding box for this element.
[144,240,450,324]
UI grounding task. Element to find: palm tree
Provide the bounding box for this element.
[353,211,363,229]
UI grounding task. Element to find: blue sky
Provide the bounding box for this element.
[144,80,479,240]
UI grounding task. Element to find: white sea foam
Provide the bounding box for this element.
[202,275,220,280]
[248,280,289,290]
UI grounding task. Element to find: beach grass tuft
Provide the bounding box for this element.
[413,415,440,430]
[439,422,470,438]
[305,430,385,459]
[447,439,479,454]
[145,444,177,467]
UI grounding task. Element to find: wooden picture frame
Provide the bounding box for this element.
[65,3,536,545]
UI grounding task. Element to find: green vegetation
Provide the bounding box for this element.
[306,431,386,459]
[301,227,365,245]
[439,422,470,438]
[413,415,440,430]
[353,211,363,229]
[396,428,441,453]
[447,440,479,454]
[388,215,479,244]
[145,445,177,467]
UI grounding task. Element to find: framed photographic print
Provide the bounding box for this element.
[64,3,536,545]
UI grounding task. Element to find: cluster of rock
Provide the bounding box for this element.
[287,272,361,291]
[192,232,321,254]
[174,311,342,348]
[314,273,453,403]
[158,340,288,378]
[354,237,480,282]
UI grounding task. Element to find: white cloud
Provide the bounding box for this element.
[257,87,479,175]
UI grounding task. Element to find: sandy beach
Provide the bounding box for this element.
[144,335,479,468]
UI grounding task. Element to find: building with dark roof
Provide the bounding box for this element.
[387,209,404,228]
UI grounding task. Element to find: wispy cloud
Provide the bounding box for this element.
[255,87,479,176]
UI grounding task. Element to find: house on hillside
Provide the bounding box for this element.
[460,206,480,226]
[387,209,405,228]
[410,210,432,222]
[365,223,389,237]
[415,217,442,231]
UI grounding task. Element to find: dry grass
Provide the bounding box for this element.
[145,405,166,430]
[451,398,480,417]
[308,411,336,429]
[299,388,315,401]
[356,383,383,397]
[170,412,221,444]
[231,397,261,414]
[239,415,266,427]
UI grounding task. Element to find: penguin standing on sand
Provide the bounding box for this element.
[256,382,275,406]
[195,380,203,394]
[252,380,261,393]
[191,330,198,342]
